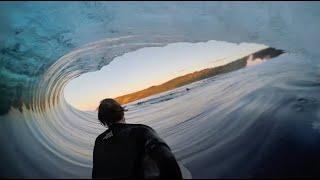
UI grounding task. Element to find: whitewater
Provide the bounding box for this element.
[0,2,320,178]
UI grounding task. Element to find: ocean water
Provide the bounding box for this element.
[1,2,320,178]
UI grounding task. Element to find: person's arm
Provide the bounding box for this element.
[144,130,183,179]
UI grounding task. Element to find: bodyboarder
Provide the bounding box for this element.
[92,98,182,179]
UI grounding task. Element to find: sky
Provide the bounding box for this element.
[64,40,267,111]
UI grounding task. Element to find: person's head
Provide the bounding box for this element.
[98,98,126,127]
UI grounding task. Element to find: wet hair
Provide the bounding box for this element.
[98,98,125,126]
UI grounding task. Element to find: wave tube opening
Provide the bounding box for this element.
[63,40,280,112]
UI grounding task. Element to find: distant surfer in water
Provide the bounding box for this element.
[92,98,182,179]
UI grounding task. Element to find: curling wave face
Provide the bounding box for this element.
[1,2,320,178]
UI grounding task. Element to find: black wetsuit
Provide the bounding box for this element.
[92,123,182,179]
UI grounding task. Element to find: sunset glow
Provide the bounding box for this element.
[64,40,267,111]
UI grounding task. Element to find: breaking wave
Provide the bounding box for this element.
[1,2,320,178]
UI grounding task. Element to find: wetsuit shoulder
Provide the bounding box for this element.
[129,124,171,151]
[95,129,110,141]
[115,123,155,135]
[125,123,156,133]
[113,123,167,150]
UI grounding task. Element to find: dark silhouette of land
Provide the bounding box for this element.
[115,47,284,105]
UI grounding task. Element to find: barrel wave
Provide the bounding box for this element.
[0,2,320,178]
